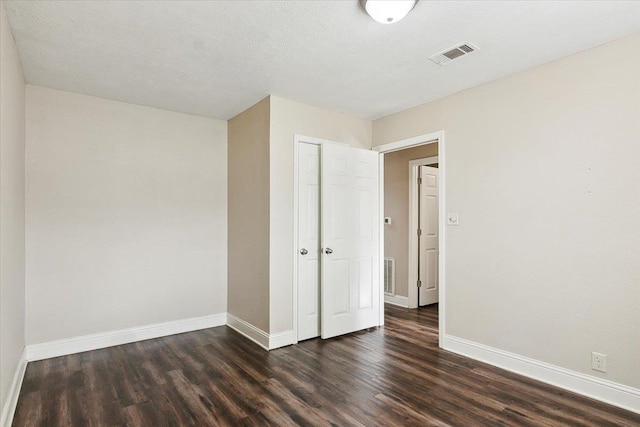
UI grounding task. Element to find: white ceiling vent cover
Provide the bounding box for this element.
[429,43,479,66]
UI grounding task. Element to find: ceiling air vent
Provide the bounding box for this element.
[429,43,479,66]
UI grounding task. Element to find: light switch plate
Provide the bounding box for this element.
[447,213,459,226]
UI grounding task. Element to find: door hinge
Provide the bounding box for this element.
[417,229,422,236]
[418,177,422,185]
[417,280,422,288]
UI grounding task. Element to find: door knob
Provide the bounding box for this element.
[324,247,333,254]
[300,248,308,255]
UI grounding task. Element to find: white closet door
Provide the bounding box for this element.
[321,143,380,339]
[297,143,321,340]
[418,166,439,306]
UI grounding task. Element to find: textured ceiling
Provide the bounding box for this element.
[5,1,640,120]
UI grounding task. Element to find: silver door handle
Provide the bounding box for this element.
[300,248,308,255]
[324,247,333,254]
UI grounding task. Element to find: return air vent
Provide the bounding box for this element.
[384,258,395,295]
[429,43,479,66]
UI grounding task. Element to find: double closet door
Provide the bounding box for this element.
[297,141,381,341]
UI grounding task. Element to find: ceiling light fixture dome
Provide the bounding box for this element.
[363,0,417,24]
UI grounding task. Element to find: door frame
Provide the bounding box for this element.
[373,130,446,347]
[408,156,439,309]
[292,135,349,344]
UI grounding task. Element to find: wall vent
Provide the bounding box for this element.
[384,258,395,295]
[429,43,479,66]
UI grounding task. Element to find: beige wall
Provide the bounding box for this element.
[269,96,371,333]
[384,144,438,298]
[227,97,271,332]
[0,1,26,415]
[373,32,640,388]
[26,86,228,344]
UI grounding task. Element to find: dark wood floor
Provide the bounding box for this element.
[13,304,640,426]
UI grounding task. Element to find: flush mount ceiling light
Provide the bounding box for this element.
[363,0,417,24]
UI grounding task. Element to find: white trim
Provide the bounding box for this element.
[293,134,346,147]
[292,134,349,344]
[292,136,301,345]
[407,156,439,309]
[378,155,385,326]
[443,334,640,414]
[438,134,446,348]
[374,130,446,347]
[384,294,409,308]
[268,330,295,350]
[226,314,294,351]
[372,132,440,154]
[410,156,438,166]
[227,313,270,350]
[26,313,227,362]
[0,348,27,427]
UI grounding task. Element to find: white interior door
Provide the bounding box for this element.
[297,143,321,340]
[418,165,439,306]
[321,143,380,339]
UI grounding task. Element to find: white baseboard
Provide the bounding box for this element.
[26,312,227,362]
[226,314,294,351]
[384,294,409,308]
[443,334,640,414]
[1,348,27,427]
[268,330,295,350]
[227,314,270,350]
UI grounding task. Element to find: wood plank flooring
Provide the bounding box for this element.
[13,304,640,426]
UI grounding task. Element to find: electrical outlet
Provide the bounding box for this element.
[591,352,607,373]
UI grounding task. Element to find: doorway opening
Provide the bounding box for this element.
[374,131,445,347]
